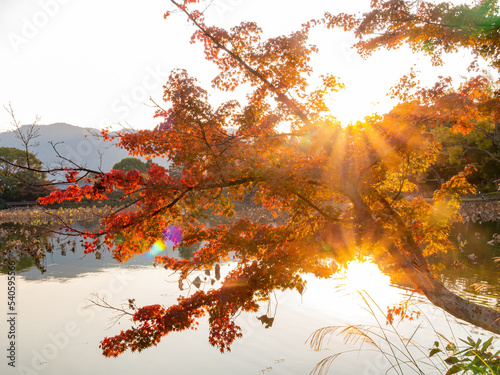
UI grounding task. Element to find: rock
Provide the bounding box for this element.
[460,201,500,222]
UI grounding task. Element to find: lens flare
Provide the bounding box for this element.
[163,225,182,245]
[146,225,183,257]
[147,239,167,257]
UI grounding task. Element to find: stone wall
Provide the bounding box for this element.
[460,201,500,222]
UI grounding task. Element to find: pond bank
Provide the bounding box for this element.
[0,206,112,225]
[1,199,498,225]
[459,201,500,222]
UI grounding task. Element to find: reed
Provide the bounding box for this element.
[306,291,500,374]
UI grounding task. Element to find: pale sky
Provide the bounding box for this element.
[0,0,487,134]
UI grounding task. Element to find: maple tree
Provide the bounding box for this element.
[387,73,500,191]
[324,0,500,69]
[324,0,500,187]
[36,0,500,357]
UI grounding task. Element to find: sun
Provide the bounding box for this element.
[319,70,398,127]
[326,96,379,126]
[342,259,391,294]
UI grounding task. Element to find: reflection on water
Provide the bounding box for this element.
[0,222,499,374]
[337,260,391,295]
[436,221,500,307]
[0,223,197,281]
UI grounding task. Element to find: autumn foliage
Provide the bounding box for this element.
[324,0,500,69]
[38,0,500,356]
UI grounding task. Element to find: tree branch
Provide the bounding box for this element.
[462,146,500,164]
[170,0,314,127]
[292,190,340,222]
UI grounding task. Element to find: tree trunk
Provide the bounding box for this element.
[386,242,500,334]
[495,122,500,146]
[352,193,500,334]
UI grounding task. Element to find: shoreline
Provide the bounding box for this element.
[0,199,498,225]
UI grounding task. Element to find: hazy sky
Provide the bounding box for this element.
[0,0,484,134]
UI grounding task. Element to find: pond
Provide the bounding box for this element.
[0,222,499,375]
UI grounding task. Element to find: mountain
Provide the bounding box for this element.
[0,123,140,179]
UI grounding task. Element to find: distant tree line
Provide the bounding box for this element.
[0,147,52,208]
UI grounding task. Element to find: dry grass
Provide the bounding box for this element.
[0,206,113,225]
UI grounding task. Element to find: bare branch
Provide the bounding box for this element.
[87,293,135,328]
[462,146,500,164]
[3,103,41,169]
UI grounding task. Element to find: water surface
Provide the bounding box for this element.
[1,225,499,375]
